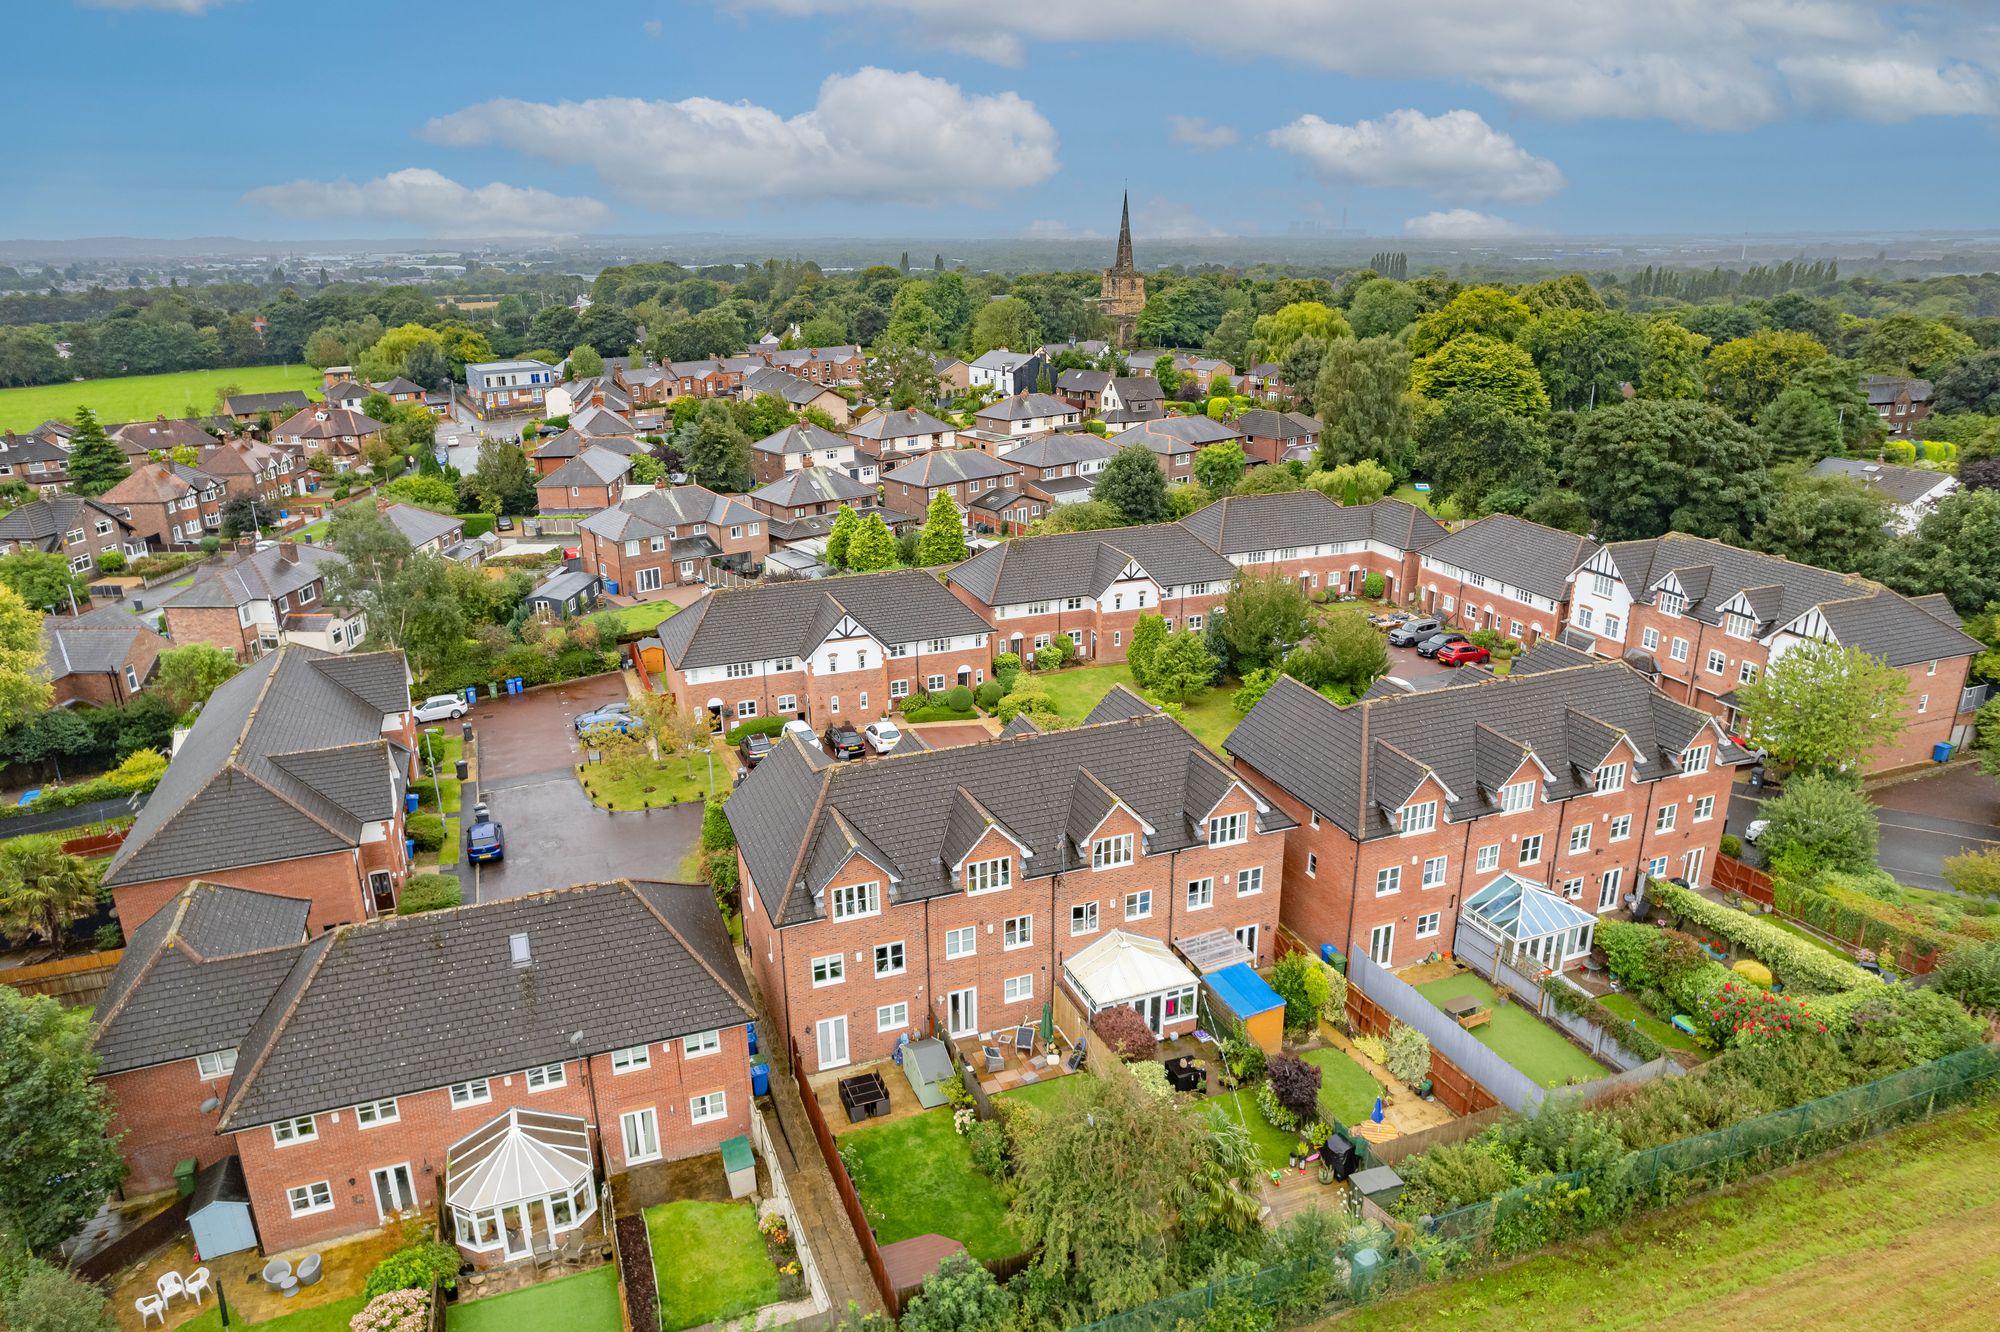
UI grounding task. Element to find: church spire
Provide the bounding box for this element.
[1114,190,1133,273]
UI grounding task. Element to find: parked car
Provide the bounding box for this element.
[1435,641,1491,667]
[1387,617,1441,647]
[495,515,514,532]
[1743,817,1770,845]
[1368,610,1411,630]
[574,701,634,733]
[823,722,867,760]
[1416,631,1471,659]
[413,693,469,723]
[466,818,505,863]
[738,733,774,768]
[781,719,823,752]
[862,720,903,754]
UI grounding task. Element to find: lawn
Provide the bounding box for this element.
[1598,991,1705,1056]
[840,1107,1021,1261]
[645,1200,778,1331]
[1389,482,1438,514]
[999,1074,1090,1117]
[576,748,722,810]
[1032,662,1239,751]
[1328,1098,2000,1331]
[1415,975,1608,1088]
[447,1266,620,1331]
[0,363,319,433]
[1204,1087,1303,1172]
[596,600,682,635]
[181,1295,369,1332]
[1303,1046,1387,1125]
[1761,914,1857,961]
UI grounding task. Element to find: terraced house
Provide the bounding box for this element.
[578,485,768,592]
[1227,644,1744,971]
[657,567,991,730]
[1416,512,1598,647]
[729,707,1293,1074]
[93,879,753,1261]
[1179,491,1446,601]
[1565,533,1984,772]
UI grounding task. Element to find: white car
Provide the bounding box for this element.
[413,694,469,723]
[1743,818,1770,845]
[781,719,823,752]
[862,721,902,754]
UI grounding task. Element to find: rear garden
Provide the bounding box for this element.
[1026,661,1237,750]
[447,1265,621,1331]
[1415,973,1608,1088]
[645,1198,801,1331]
[838,1107,1021,1263]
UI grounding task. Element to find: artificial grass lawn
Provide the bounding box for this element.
[447,1265,620,1331]
[645,1200,778,1331]
[1032,662,1239,751]
[1332,1098,2000,1331]
[1598,991,1705,1056]
[1303,1046,1388,1125]
[1415,975,1608,1089]
[0,363,320,433]
[841,1107,1021,1261]
[577,749,721,810]
[181,1295,369,1332]
[597,599,682,635]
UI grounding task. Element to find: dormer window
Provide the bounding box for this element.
[830,881,880,921]
[1723,611,1754,639]
[1396,800,1438,834]
[1682,747,1710,775]
[1499,781,1535,813]
[1207,812,1247,846]
[964,856,1011,894]
[1091,834,1134,870]
[1657,590,1684,616]
[1594,762,1627,794]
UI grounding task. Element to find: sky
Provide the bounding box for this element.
[11,0,2000,243]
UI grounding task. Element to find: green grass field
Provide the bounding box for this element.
[1032,662,1239,751]
[183,1295,368,1332]
[1416,975,1608,1088]
[842,1107,1021,1261]
[1328,1098,2000,1331]
[1304,1045,1389,1125]
[646,1200,778,1331]
[0,363,320,433]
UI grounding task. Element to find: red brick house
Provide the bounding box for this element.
[1233,409,1320,467]
[100,460,226,551]
[760,344,865,386]
[1179,491,1447,602]
[947,522,1238,664]
[530,430,646,478]
[846,408,958,461]
[100,646,415,933]
[730,705,1293,1073]
[578,486,769,592]
[1863,374,1933,439]
[271,406,386,471]
[1227,646,1745,971]
[880,449,1020,526]
[751,423,879,486]
[535,446,632,516]
[999,433,1120,510]
[196,437,299,506]
[94,879,753,1261]
[1417,513,1597,646]
[967,392,1084,448]
[1108,416,1243,484]
[39,606,168,706]
[160,541,362,661]
[0,495,147,574]
[656,568,992,730]
[747,465,875,524]
[0,424,76,494]
[111,415,222,459]
[1564,533,1984,773]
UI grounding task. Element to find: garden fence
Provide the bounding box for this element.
[1066,1042,2000,1331]
[789,1038,902,1318]
[1346,953,1543,1113]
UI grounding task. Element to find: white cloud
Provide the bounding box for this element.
[727,1,2000,130]
[1403,208,1523,239]
[1269,108,1563,203]
[424,68,1058,213]
[81,0,231,11]
[642,18,662,36]
[1167,115,1239,149]
[241,168,611,237]
[1139,197,1228,239]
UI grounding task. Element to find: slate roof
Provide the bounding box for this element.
[996,713,1042,740]
[39,606,163,681]
[103,647,410,889]
[1420,513,1598,602]
[1810,457,1955,506]
[976,393,1078,423]
[727,713,1295,927]
[1234,409,1319,440]
[111,417,219,452]
[322,379,368,402]
[1179,492,1446,558]
[1114,377,1164,404]
[745,366,842,407]
[540,447,632,490]
[752,423,852,457]
[881,450,1016,488]
[381,503,462,548]
[1003,434,1120,470]
[571,404,634,438]
[376,377,425,396]
[0,495,134,548]
[657,568,988,672]
[1593,533,1982,668]
[847,409,955,443]
[971,349,1034,372]
[528,568,600,605]
[1226,659,1746,840]
[224,390,312,415]
[216,880,752,1129]
[949,521,1238,607]
[1081,684,1160,725]
[750,468,873,508]
[577,486,761,543]
[168,543,343,610]
[1111,416,1243,456]
[273,406,386,441]
[93,883,310,1075]
[1056,369,1112,393]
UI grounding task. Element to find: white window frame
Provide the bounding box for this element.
[1420,856,1447,889]
[270,1115,317,1147]
[1237,865,1264,896]
[1003,915,1033,949]
[684,1029,721,1058]
[1207,812,1247,846]
[877,1002,909,1033]
[1071,901,1100,935]
[1003,974,1034,1002]
[1693,795,1715,823]
[1124,890,1152,921]
[873,941,907,978]
[195,1049,237,1080]
[621,1107,661,1164]
[1476,844,1500,873]
[830,881,880,921]
[944,926,975,959]
[524,1062,566,1092]
[1091,833,1134,870]
[1499,781,1534,814]
[964,857,1012,894]
[354,1098,399,1128]
[1187,876,1215,909]
[1595,762,1627,794]
[450,1079,491,1108]
[1519,835,1543,866]
[1375,865,1401,896]
[287,1181,334,1217]
[1397,800,1438,834]
[1609,814,1632,842]
[1415,912,1441,940]
[812,953,845,986]
[611,1045,651,1074]
[1569,823,1591,854]
[690,1091,728,1124]
[1656,804,1678,833]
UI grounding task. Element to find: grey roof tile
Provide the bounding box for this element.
[1420,513,1597,602]
[661,568,988,672]
[949,522,1236,606]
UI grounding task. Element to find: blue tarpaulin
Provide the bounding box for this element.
[1207,962,1284,1020]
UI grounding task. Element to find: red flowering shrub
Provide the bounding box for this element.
[1707,980,1827,1046]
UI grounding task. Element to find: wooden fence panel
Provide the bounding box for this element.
[1343,981,1499,1118]
[790,1040,900,1319]
[3,950,123,1008]
[73,1196,188,1286]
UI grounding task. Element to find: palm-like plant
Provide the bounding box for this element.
[0,835,102,953]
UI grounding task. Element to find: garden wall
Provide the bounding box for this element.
[789,1038,901,1318]
[1345,953,1540,1114]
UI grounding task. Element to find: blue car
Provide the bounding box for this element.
[466,819,505,863]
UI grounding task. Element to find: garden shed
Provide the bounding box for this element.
[1460,873,1597,972]
[1202,962,1285,1053]
[525,567,602,621]
[187,1156,257,1260]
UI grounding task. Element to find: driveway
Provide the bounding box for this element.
[1726,766,2000,893]
[468,674,628,782]
[1382,641,1468,688]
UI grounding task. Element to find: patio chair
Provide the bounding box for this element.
[296,1252,322,1287]
[1063,1036,1088,1073]
[135,1294,166,1328]
[183,1268,211,1306]
[156,1271,185,1305]
[260,1258,292,1292]
[1014,1024,1038,1057]
[983,1045,1004,1073]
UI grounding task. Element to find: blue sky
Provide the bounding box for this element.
[11,0,2000,241]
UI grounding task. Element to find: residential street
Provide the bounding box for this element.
[1726,765,2000,893]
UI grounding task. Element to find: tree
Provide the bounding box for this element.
[1414,392,1550,509]
[1750,472,1894,573]
[0,552,83,612]
[566,344,605,378]
[898,1253,1012,1332]
[1152,353,1182,398]
[1635,317,1708,400]
[382,473,458,510]
[403,339,452,391]
[1789,358,1886,456]
[154,642,240,713]
[824,505,859,569]
[1281,609,1388,700]
[2,1256,118,1332]
[1561,399,1771,542]
[1147,629,1219,704]
[1096,443,1169,525]
[913,490,969,566]
[859,341,943,411]
[969,296,1038,357]
[1523,308,1645,412]
[1757,773,1879,876]
[1314,336,1414,474]
[1859,313,1975,378]
[1126,612,1168,689]
[1408,287,1534,355]
[1248,301,1351,366]
[1346,279,1420,339]
[0,584,49,730]
[1704,329,1830,421]
[0,987,125,1253]
[1737,639,1909,776]
[1191,441,1246,494]
[62,407,129,497]
[467,439,534,515]
[884,282,940,346]
[1972,696,2000,783]
[1218,572,1311,673]
[678,401,753,493]
[1268,952,1331,1036]
[1879,488,2000,615]
[1135,279,1229,349]
[1756,386,1843,464]
[845,513,900,571]
[0,837,100,953]
[215,493,279,539]
[1411,335,1549,416]
[1028,500,1124,535]
[1932,348,2000,416]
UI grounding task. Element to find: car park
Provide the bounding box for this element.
[413,693,469,723]
[466,817,506,863]
[1416,631,1471,658]
[862,720,902,754]
[823,722,867,760]
[1387,617,1441,647]
[1435,641,1492,667]
[738,733,774,768]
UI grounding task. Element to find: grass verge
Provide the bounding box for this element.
[576,751,720,810]
[841,1107,1021,1261]
[1031,662,1239,751]
[646,1200,778,1331]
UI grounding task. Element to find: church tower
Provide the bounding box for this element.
[1098,192,1145,348]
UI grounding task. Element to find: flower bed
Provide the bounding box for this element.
[757,1211,808,1303]
[1651,881,1876,994]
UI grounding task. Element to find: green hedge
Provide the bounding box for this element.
[900,704,978,723]
[397,873,463,915]
[1652,881,1877,995]
[406,813,446,852]
[1540,975,1665,1062]
[457,513,496,539]
[0,750,166,820]
[725,716,789,746]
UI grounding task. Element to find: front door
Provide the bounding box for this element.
[815,1015,849,1070]
[946,987,978,1039]
[371,1164,416,1220]
[1368,923,1395,966]
[369,872,395,912]
[1683,847,1705,885]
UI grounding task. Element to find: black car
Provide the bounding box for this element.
[1386,617,1442,647]
[1416,631,1471,659]
[823,723,866,760]
[738,733,774,768]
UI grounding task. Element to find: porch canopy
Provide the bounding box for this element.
[1063,929,1200,1033]
[445,1107,597,1257]
[1463,872,1597,970]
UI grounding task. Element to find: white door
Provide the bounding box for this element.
[815,1015,849,1070]
[946,987,978,1039]
[635,566,662,593]
[371,1164,416,1220]
[1683,847,1705,885]
[1598,867,1623,912]
[1368,923,1394,966]
[1233,923,1259,958]
[500,1202,534,1261]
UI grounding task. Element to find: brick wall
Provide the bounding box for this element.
[667,643,988,728]
[1420,572,1562,645]
[103,1058,236,1195]
[111,848,379,933]
[162,604,255,661]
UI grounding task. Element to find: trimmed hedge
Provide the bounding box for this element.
[1653,881,1877,995]
[0,749,166,819]
[900,704,978,723]
[397,873,463,915]
[456,513,496,538]
[724,716,789,746]
[1773,867,1992,965]
[1540,975,1666,1063]
[406,813,446,852]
